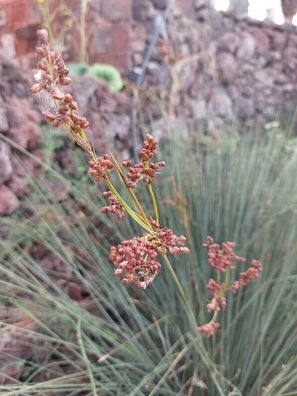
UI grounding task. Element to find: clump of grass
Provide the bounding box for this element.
[0,127,296,395]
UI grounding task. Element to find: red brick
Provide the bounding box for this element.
[15,25,38,54]
[11,0,28,29]
[16,25,38,40]
[101,0,131,22]
[111,22,130,56]
[0,0,27,31]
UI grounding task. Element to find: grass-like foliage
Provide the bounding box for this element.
[0,129,296,395]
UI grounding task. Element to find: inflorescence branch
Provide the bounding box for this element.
[197,237,262,337]
[31,29,190,291]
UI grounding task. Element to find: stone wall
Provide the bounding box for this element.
[0,54,41,216]
[131,1,297,131]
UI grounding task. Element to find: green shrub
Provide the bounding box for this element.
[68,62,124,92]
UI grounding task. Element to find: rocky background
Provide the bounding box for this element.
[0,55,40,216]
[131,0,297,131]
[1,0,297,216]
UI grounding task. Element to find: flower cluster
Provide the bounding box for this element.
[31,29,70,94]
[110,236,161,289]
[140,133,158,161]
[155,228,190,255]
[206,279,226,312]
[31,29,90,151]
[197,236,262,337]
[88,155,113,182]
[100,191,125,219]
[43,94,89,131]
[197,321,220,337]
[203,236,245,272]
[229,259,262,292]
[122,134,165,188]
[110,228,189,289]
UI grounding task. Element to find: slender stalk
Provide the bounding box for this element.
[79,0,89,63]
[77,320,97,396]
[162,254,197,327]
[148,184,159,224]
[105,179,154,234]
[110,153,153,230]
[223,269,230,291]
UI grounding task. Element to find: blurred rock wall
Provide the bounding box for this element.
[131,1,297,131]
[0,55,42,216]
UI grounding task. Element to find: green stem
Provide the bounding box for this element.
[105,179,154,234]
[110,153,153,230]
[223,269,230,291]
[77,319,97,396]
[148,183,159,224]
[163,254,197,328]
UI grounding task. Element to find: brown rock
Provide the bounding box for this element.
[0,34,16,58]
[253,29,271,52]
[8,123,40,150]
[132,0,155,22]
[5,98,40,150]
[0,185,19,215]
[218,32,239,53]
[71,76,98,114]
[271,31,287,51]
[114,92,131,114]
[208,91,233,119]
[0,309,35,384]
[236,96,255,121]
[105,114,130,139]
[132,51,144,65]
[217,52,237,83]
[65,281,85,301]
[236,32,256,59]
[193,99,207,120]
[254,70,273,87]
[151,0,168,10]
[8,173,30,198]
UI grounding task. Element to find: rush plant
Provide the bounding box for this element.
[30,29,262,337]
[31,29,190,292]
